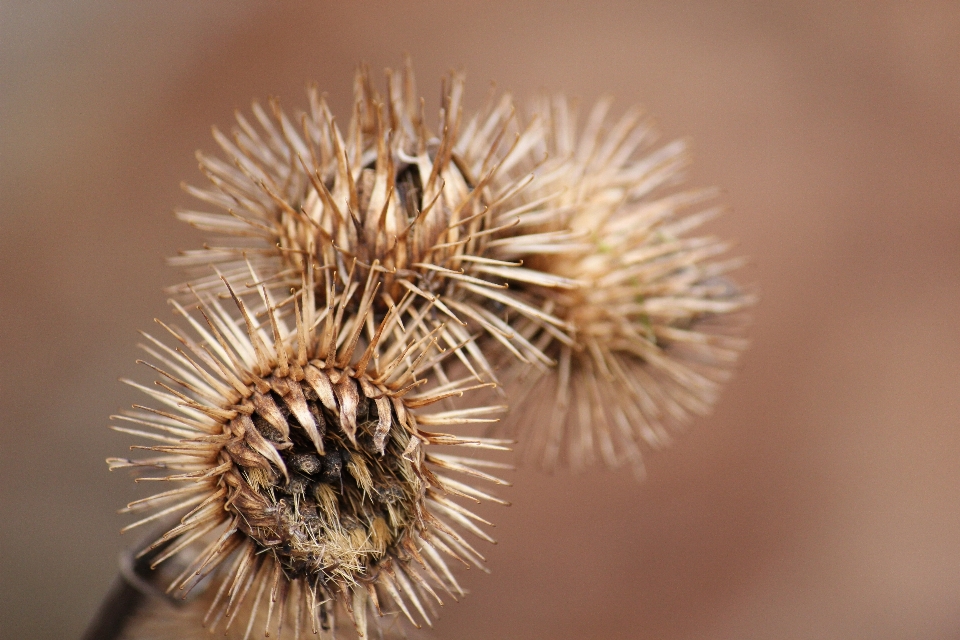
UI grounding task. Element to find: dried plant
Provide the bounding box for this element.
[483,97,754,475]
[170,61,573,383]
[98,61,752,640]
[109,263,509,638]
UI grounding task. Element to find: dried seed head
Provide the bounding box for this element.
[110,265,509,637]
[482,97,754,475]
[171,62,574,381]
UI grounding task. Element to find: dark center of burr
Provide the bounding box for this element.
[222,373,418,584]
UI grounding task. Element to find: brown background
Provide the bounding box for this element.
[3,2,960,638]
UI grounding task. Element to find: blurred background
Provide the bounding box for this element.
[3,2,960,638]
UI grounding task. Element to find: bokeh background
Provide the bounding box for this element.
[3,2,960,638]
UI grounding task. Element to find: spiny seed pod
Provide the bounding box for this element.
[485,97,753,475]
[109,261,509,638]
[171,62,574,381]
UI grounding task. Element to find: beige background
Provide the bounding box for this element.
[3,2,960,638]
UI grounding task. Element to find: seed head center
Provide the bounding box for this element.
[221,371,417,585]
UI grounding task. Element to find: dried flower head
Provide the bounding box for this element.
[171,62,573,381]
[109,263,509,638]
[484,97,753,475]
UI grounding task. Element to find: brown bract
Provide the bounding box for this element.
[109,262,509,638]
